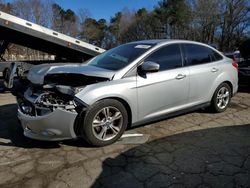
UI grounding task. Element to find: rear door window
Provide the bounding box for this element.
[184,43,222,66]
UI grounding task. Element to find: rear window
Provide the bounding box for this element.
[211,50,223,61]
[185,44,222,66]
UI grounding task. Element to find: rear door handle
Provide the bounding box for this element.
[175,74,186,80]
[211,68,219,73]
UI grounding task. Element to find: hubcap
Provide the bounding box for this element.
[216,87,230,110]
[92,106,123,141]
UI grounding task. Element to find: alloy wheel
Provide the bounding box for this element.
[92,106,123,141]
[216,86,230,110]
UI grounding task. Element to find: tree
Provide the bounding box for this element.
[51,3,79,37]
[108,8,136,47]
[120,12,162,43]
[29,0,52,26]
[1,0,249,53]
[78,8,91,24]
[219,0,250,51]
[0,1,12,13]
[155,0,192,39]
[11,0,52,27]
[4,0,54,60]
[108,11,122,46]
[80,18,108,47]
[136,8,148,17]
[192,0,220,43]
[63,9,79,37]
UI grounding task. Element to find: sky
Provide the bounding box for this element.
[54,0,158,21]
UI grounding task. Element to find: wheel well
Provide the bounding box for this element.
[74,97,133,136]
[108,97,132,128]
[210,81,234,102]
[223,81,233,95]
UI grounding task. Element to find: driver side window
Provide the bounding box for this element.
[145,44,183,71]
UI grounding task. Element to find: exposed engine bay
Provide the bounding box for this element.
[11,63,113,118]
[18,87,76,117]
[17,73,110,117]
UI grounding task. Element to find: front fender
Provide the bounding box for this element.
[75,77,138,123]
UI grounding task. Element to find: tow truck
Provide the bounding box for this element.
[0,11,105,90]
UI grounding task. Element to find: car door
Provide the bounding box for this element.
[136,44,189,121]
[183,43,223,105]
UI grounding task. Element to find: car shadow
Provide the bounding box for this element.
[91,124,250,188]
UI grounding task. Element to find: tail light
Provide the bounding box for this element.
[232,58,238,71]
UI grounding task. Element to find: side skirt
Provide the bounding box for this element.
[131,102,211,128]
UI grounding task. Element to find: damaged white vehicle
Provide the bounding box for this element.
[17,40,238,146]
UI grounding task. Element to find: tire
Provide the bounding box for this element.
[80,99,128,146]
[211,83,232,113]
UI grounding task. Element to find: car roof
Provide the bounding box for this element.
[127,39,224,56]
[129,39,211,46]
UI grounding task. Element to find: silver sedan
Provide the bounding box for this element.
[17,40,238,146]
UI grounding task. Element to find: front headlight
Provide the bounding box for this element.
[56,85,85,96]
[56,85,75,96]
[74,87,85,94]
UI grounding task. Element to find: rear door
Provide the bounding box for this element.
[183,43,223,105]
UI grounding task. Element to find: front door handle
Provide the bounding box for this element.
[211,68,219,73]
[175,74,186,80]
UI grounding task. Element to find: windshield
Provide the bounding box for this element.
[88,43,154,70]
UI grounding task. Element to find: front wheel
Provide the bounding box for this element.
[211,83,231,113]
[81,99,128,146]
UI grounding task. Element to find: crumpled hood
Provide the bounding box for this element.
[27,63,115,85]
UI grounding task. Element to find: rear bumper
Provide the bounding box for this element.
[18,108,78,141]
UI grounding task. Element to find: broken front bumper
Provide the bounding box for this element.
[18,104,78,141]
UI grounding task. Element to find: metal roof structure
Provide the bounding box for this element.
[0,11,105,62]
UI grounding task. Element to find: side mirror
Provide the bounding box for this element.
[141,61,160,72]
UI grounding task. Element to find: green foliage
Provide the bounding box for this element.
[120,12,163,43]
[80,18,107,47]
[136,8,147,17]
[51,3,78,36]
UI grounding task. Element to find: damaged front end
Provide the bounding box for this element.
[17,64,114,141]
[17,86,84,140]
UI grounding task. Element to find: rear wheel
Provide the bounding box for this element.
[81,99,128,146]
[211,83,231,113]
